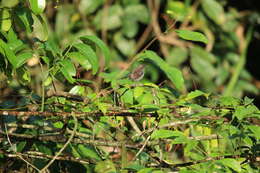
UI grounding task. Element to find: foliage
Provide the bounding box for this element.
[0,0,259,172]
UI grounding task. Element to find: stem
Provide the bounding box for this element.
[224,27,253,96]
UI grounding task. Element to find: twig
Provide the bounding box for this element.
[134,135,151,160]
[0,150,90,165]
[39,61,45,112]
[152,154,247,169]
[5,123,61,132]
[101,0,113,44]
[127,117,142,135]
[133,24,153,55]
[0,110,156,118]
[4,124,40,172]
[0,130,138,148]
[40,112,78,172]
[224,27,253,96]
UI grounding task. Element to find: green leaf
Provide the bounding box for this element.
[93,5,123,30]
[151,129,185,140]
[219,96,241,107]
[137,92,154,105]
[41,56,50,66]
[7,28,18,42]
[15,7,33,33]
[69,85,86,95]
[95,160,116,173]
[190,44,216,63]
[67,52,91,71]
[167,47,188,67]
[247,125,260,139]
[175,30,208,44]
[190,47,216,80]
[17,141,26,152]
[124,4,150,24]
[70,145,81,158]
[218,158,242,172]
[16,52,33,68]
[122,17,138,38]
[133,86,145,99]
[202,0,226,25]
[43,39,61,57]
[78,0,103,15]
[0,39,18,68]
[243,97,254,105]
[53,121,64,129]
[80,35,111,67]
[114,32,135,56]
[29,0,46,14]
[1,0,19,7]
[0,8,12,31]
[137,168,154,173]
[17,68,31,85]
[139,50,185,91]
[120,88,134,105]
[36,143,52,155]
[60,59,76,83]
[185,90,209,100]
[166,1,189,21]
[73,43,98,74]
[43,76,52,86]
[6,29,25,53]
[54,5,74,38]
[97,102,109,114]
[32,14,48,41]
[78,144,101,161]
[233,105,258,120]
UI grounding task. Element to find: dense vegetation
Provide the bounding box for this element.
[0,0,259,172]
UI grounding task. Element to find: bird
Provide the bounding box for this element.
[129,64,145,81]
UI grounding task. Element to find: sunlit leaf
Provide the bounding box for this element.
[190,47,216,80]
[0,39,18,68]
[233,105,259,120]
[175,30,208,44]
[202,0,226,25]
[80,35,111,67]
[185,90,209,100]
[218,158,242,172]
[0,8,12,31]
[60,59,76,83]
[16,52,33,68]
[15,7,33,33]
[151,129,185,140]
[67,52,91,71]
[139,50,185,91]
[247,125,260,139]
[32,14,48,41]
[17,67,31,85]
[73,43,98,74]
[1,0,19,7]
[95,160,116,173]
[78,144,101,160]
[29,0,46,14]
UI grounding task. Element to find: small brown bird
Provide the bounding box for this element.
[129,64,145,81]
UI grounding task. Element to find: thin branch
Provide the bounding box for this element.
[6,123,61,132]
[0,131,139,148]
[0,110,157,118]
[40,112,78,172]
[134,135,151,160]
[127,117,142,135]
[0,150,90,165]
[152,154,248,169]
[134,24,153,55]
[4,124,40,172]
